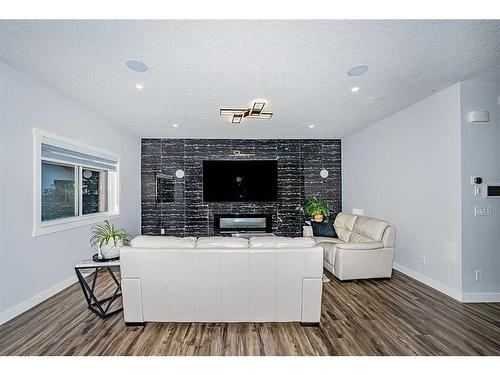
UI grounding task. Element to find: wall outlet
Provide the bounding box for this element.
[475,269,483,281]
[474,206,492,216]
[418,255,426,265]
[160,228,165,235]
[352,208,365,215]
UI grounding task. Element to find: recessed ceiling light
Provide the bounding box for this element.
[347,65,368,76]
[127,60,148,72]
[351,87,360,93]
[135,83,144,90]
[172,124,179,128]
[308,124,315,129]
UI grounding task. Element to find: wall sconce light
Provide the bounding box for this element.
[175,169,185,178]
[320,169,329,178]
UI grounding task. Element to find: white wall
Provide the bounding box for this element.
[460,81,500,302]
[342,84,463,300]
[0,61,141,323]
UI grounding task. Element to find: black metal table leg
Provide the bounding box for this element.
[74,266,123,319]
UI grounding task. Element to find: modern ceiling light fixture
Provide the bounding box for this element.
[232,113,244,124]
[249,102,266,116]
[308,124,315,129]
[220,101,273,124]
[351,86,360,92]
[135,83,144,90]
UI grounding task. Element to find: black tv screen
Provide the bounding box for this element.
[203,160,278,202]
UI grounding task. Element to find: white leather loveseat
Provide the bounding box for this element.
[303,213,396,281]
[120,235,323,325]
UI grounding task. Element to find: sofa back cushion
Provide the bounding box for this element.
[333,213,390,243]
[352,216,389,242]
[196,236,249,248]
[249,236,316,248]
[334,212,358,242]
[130,235,197,248]
[382,226,397,247]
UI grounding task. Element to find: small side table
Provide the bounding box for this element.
[74,258,122,319]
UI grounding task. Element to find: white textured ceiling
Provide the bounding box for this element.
[1,20,499,138]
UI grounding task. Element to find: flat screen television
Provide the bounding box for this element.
[203,160,278,202]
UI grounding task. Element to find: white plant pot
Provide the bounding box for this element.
[99,239,123,259]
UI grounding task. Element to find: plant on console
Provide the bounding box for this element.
[303,196,330,222]
[90,220,130,259]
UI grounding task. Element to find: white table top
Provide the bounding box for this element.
[75,258,120,269]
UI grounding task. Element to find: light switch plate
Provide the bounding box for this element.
[474,206,492,216]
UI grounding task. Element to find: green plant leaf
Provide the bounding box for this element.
[89,220,131,250]
[303,196,330,218]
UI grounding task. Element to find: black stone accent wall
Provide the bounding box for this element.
[141,139,341,237]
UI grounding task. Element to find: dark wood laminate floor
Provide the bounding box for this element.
[1,270,499,356]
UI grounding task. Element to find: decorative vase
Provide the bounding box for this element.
[99,239,123,259]
[313,214,324,222]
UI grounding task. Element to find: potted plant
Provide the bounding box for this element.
[303,196,330,222]
[90,220,130,260]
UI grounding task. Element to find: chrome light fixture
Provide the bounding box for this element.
[220,101,273,124]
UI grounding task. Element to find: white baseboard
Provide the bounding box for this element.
[461,293,500,303]
[0,274,78,326]
[393,263,462,302]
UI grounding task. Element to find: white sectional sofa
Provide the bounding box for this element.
[303,212,396,281]
[120,235,323,325]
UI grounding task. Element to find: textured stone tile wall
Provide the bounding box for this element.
[141,139,341,236]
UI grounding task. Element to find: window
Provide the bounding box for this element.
[33,129,120,236]
[82,168,108,215]
[42,161,77,221]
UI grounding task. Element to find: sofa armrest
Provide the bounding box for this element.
[303,225,313,237]
[335,242,384,250]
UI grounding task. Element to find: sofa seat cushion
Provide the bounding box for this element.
[348,232,376,243]
[335,241,384,250]
[249,236,316,248]
[313,237,344,245]
[196,236,249,248]
[130,235,197,248]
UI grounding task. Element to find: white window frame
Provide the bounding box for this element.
[33,128,121,237]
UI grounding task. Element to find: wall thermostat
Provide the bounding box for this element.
[470,176,483,185]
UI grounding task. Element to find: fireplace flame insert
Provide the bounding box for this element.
[213,214,272,234]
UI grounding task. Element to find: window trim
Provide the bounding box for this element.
[33,128,121,237]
